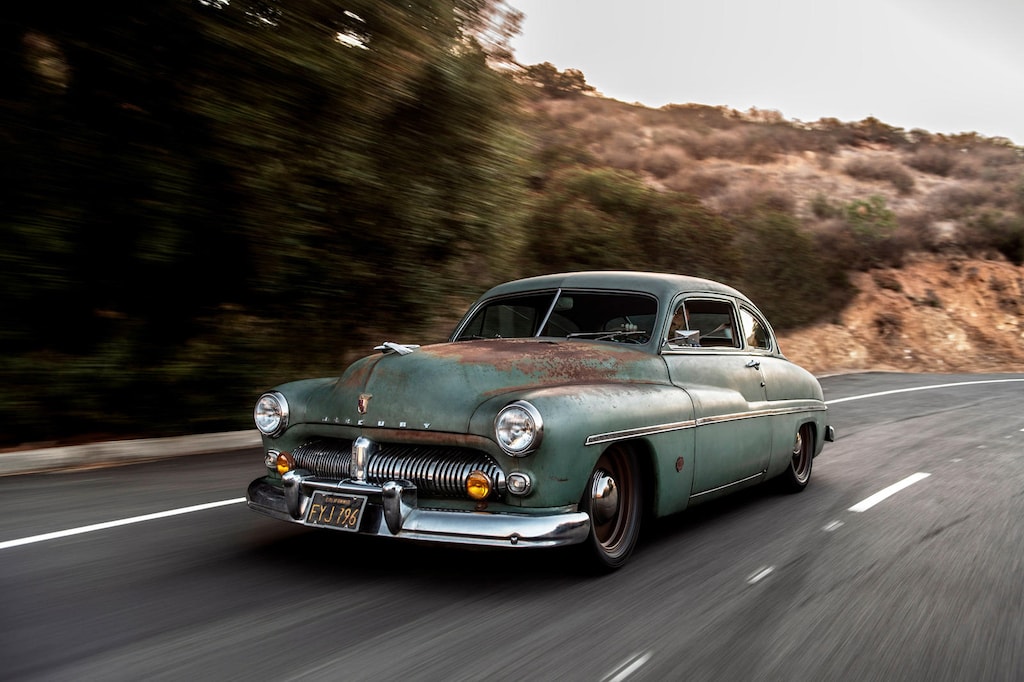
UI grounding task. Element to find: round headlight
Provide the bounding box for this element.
[494,400,543,456]
[254,392,289,437]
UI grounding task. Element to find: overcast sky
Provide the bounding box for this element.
[509,0,1024,144]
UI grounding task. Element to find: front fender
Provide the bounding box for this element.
[471,383,696,511]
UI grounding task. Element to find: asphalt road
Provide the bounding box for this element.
[2,372,1022,681]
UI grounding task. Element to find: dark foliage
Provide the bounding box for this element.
[524,167,741,280]
[0,0,526,444]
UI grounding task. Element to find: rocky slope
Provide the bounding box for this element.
[777,254,1024,375]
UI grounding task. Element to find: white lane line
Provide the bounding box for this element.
[849,473,930,513]
[823,520,844,532]
[747,566,774,584]
[826,378,1024,406]
[604,651,653,682]
[0,498,246,550]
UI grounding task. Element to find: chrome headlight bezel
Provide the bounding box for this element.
[254,391,289,437]
[494,400,543,456]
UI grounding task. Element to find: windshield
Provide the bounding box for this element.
[454,290,658,344]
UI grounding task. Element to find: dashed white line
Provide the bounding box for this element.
[849,473,930,513]
[8,380,1016,553]
[604,651,653,682]
[0,498,246,550]
[747,566,775,584]
[823,520,844,532]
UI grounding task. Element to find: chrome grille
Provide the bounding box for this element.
[292,439,505,498]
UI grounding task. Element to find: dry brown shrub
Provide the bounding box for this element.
[541,99,589,126]
[699,129,748,160]
[600,131,643,171]
[951,155,981,179]
[816,219,863,267]
[664,169,730,196]
[905,147,957,176]
[650,126,699,148]
[887,222,929,264]
[641,146,689,179]
[951,146,1023,179]
[741,131,782,164]
[814,214,922,271]
[574,114,628,140]
[897,209,949,251]
[714,179,795,217]
[658,103,741,131]
[843,156,915,194]
[976,145,1021,167]
[748,125,808,157]
[932,182,999,218]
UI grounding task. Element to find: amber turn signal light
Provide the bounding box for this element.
[275,451,295,475]
[466,471,492,500]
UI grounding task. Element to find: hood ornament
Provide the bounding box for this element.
[374,341,420,356]
[357,393,372,415]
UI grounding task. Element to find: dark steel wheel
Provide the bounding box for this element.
[778,424,813,493]
[580,444,642,570]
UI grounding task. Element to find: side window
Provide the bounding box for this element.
[740,308,772,350]
[667,299,738,348]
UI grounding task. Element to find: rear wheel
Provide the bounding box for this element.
[579,444,642,571]
[778,424,813,493]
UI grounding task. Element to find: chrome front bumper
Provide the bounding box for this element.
[246,470,591,549]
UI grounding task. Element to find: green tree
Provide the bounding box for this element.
[525,167,740,279]
[0,0,528,444]
[732,209,849,328]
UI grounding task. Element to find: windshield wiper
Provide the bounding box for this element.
[566,330,650,342]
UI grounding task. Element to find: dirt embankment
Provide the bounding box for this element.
[776,254,1024,375]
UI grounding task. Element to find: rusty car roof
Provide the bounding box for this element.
[477,271,752,305]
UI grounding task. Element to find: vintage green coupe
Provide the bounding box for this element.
[247,271,834,569]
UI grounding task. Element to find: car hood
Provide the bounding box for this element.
[300,339,669,434]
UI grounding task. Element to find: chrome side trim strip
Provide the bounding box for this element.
[697,410,764,426]
[689,471,765,499]
[585,420,697,446]
[585,404,827,446]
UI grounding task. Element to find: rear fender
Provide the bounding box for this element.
[766,411,827,479]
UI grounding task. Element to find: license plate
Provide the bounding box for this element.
[305,491,367,532]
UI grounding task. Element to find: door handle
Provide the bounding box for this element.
[745,360,761,370]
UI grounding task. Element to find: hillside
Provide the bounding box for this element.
[777,255,1024,374]
[527,93,1024,375]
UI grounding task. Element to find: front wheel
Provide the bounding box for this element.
[579,444,643,571]
[778,424,813,493]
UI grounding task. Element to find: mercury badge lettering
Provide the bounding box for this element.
[246,271,834,571]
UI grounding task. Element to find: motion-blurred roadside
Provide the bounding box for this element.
[0,431,260,477]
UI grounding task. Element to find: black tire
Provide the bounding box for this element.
[579,444,643,571]
[778,424,813,493]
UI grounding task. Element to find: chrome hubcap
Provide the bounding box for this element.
[590,470,619,525]
[791,429,810,482]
